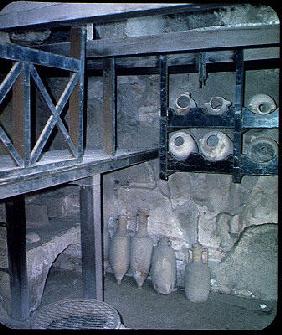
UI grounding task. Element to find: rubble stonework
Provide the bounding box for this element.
[104,162,278,300]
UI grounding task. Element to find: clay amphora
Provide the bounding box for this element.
[109,215,130,284]
[130,209,153,288]
[185,243,210,302]
[151,236,177,294]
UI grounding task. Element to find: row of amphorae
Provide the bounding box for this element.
[109,209,210,303]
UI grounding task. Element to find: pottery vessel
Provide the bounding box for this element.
[175,92,197,114]
[151,236,177,294]
[109,215,130,284]
[130,209,153,288]
[248,137,278,164]
[185,243,210,303]
[204,96,231,115]
[248,94,276,115]
[169,130,198,161]
[199,130,233,161]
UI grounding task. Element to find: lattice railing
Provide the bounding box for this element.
[0,27,86,168]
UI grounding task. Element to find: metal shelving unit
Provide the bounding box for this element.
[159,47,279,183]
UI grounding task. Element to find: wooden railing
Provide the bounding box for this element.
[0,27,86,168]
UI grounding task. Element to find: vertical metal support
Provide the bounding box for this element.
[69,26,86,160]
[103,57,117,155]
[159,55,169,180]
[198,52,207,88]
[233,49,244,183]
[12,62,31,167]
[6,195,29,320]
[80,175,103,301]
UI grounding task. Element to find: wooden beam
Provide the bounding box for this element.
[103,58,116,155]
[0,43,80,72]
[37,43,280,72]
[0,148,159,199]
[80,174,103,301]
[0,3,222,30]
[6,195,29,320]
[87,25,280,58]
[11,63,32,166]
[68,27,86,158]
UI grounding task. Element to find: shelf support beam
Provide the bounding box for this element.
[79,174,103,301]
[233,49,244,183]
[6,195,29,320]
[103,57,117,155]
[159,55,169,180]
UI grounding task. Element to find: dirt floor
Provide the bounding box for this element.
[0,266,278,330]
[34,268,277,330]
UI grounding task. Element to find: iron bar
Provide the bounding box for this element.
[232,49,244,183]
[198,52,207,88]
[159,55,169,180]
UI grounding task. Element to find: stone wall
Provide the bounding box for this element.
[103,162,278,300]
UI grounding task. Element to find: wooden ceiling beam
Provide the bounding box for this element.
[0,2,223,30]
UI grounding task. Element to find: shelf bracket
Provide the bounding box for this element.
[159,55,169,180]
[198,52,207,88]
[232,49,244,183]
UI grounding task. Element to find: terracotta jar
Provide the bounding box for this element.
[109,215,130,284]
[185,243,210,302]
[151,236,177,294]
[130,209,153,288]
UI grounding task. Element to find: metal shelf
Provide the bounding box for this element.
[159,47,279,183]
[167,107,278,130]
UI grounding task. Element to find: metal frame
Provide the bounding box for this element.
[159,46,278,183]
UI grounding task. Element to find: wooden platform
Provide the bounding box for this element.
[0,148,159,199]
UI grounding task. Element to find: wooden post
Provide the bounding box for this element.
[69,26,86,159]
[103,57,117,155]
[11,62,31,166]
[5,195,29,320]
[79,174,103,301]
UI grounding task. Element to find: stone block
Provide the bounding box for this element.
[112,162,156,189]
[213,223,278,301]
[52,243,82,272]
[47,194,79,218]
[125,16,165,37]
[27,226,80,311]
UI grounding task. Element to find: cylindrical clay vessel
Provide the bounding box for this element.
[199,130,233,161]
[151,236,177,294]
[130,209,153,288]
[169,130,198,161]
[109,215,130,284]
[185,243,210,303]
